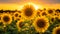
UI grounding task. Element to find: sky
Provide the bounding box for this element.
[0,0,60,10]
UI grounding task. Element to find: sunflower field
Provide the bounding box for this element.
[0,4,60,34]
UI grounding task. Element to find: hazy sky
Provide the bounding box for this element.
[0,0,60,10]
[0,0,60,4]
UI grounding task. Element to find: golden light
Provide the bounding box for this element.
[18,2,43,10]
[28,2,43,10]
[30,3,43,10]
[17,5,24,10]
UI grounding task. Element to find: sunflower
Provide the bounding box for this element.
[36,11,40,16]
[55,15,60,19]
[54,12,60,16]
[52,26,60,34]
[16,19,24,31]
[33,16,50,33]
[0,15,2,22]
[1,13,12,25]
[47,9,54,14]
[40,11,47,16]
[50,16,56,24]
[13,11,21,20]
[47,9,55,16]
[55,15,60,22]
[21,4,36,20]
[36,9,42,16]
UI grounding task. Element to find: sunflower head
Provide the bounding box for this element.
[33,16,49,33]
[47,9,55,16]
[56,28,60,34]
[14,12,20,17]
[52,26,60,34]
[13,12,21,20]
[1,13,12,25]
[36,18,46,28]
[16,19,24,31]
[41,11,47,16]
[22,4,36,20]
[3,16,10,22]
[24,8,33,17]
[48,9,53,14]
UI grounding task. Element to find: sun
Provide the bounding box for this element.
[27,2,43,10]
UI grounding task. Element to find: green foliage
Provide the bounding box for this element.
[0,18,60,34]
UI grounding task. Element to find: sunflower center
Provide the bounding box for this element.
[15,14,18,17]
[56,29,60,34]
[24,8,33,17]
[19,22,24,28]
[3,16,10,22]
[19,15,21,17]
[36,19,46,28]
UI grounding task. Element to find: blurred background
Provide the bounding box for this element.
[0,0,60,10]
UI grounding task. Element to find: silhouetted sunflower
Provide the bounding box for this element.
[52,26,60,34]
[22,4,36,20]
[16,19,24,31]
[33,16,49,33]
[1,13,12,25]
